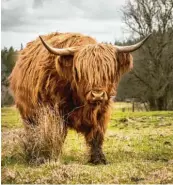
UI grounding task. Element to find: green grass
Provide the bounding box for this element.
[1,107,22,130]
[1,107,173,184]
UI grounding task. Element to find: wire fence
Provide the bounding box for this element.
[112,101,149,112]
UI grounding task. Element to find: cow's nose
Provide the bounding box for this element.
[91,90,107,101]
[91,91,104,99]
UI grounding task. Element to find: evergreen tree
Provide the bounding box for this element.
[1,47,18,106]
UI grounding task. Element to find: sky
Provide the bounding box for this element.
[1,0,128,49]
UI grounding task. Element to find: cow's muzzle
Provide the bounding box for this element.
[86,90,108,104]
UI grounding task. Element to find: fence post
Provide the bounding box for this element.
[132,99,135,112]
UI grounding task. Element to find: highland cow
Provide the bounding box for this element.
[9,32,151,164]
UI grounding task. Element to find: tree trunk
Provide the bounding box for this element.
[156,96,168,110]
[149,96,168,111]
[148,97,158,111]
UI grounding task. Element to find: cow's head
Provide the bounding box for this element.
[39,34,151,105]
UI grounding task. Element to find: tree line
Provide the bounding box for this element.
[1,47,18,106]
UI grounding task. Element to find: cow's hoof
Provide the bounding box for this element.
[89,156,107,165]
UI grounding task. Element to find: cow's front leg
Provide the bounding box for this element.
[85,129,107,165]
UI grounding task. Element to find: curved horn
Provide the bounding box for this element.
[114,34,152,53]
[39,36,79,55]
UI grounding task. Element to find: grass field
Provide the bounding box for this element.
[1,106,173,184]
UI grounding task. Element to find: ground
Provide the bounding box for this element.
[1,104,173,184]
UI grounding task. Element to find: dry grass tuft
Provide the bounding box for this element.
[19,105,66,164]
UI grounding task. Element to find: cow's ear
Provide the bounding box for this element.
[59,55,74,67]
[117,53,132,65]
[55,55,74,78]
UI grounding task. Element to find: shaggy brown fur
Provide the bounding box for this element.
[9,32,133,164]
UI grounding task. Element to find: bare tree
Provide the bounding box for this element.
[121,0,173,110]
